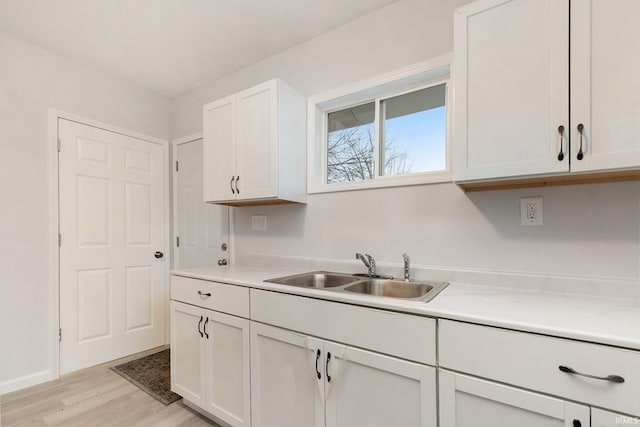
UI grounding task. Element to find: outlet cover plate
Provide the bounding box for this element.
[251,215,267,231]
[520,197,543,226]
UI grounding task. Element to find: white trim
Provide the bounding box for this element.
[48,109,170,387]
[0,370,56,395]
[308,54,453,195]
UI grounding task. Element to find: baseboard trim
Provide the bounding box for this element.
[0,370,55,395]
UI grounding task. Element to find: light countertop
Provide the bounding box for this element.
[172,265,640,351]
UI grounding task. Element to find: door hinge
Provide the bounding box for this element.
[59,328,62,342]
[58,233,62,247]
[176,236,180,247]
[175,161,179,172]
[57,138,61,152]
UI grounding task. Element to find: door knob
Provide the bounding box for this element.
[218,259,228,266]
[154,251,164,259]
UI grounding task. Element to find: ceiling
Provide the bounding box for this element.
[0,0,399,98]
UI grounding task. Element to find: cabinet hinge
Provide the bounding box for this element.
[59,328,62,342]
[58,233,62,247]
[176,236,180,247]
[175,161,179,172]
[57,138,61,152]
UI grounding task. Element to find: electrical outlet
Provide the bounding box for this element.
[520,197,543,226]
[251,215,267,231]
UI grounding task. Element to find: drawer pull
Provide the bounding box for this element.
[197,291,212,298]
[558,365,625,383]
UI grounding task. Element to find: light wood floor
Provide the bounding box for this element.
[0,346,221,427]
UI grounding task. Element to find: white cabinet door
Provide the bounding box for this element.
[236,80,278,200]
[570,0,640,172]
[453,0,569,181]
[204,310,251,427]
[324,342,437,427]
[592,408,639,427]
[439,370,589,427]
[170,301,205,406]
[250,322,324,427]
[203,95,236,202]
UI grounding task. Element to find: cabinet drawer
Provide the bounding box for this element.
[171,275,249,318]
[250,289,436,365]
[439,320,640,416]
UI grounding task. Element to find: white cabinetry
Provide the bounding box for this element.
[203,79,306,206]
[439,320,640,425]
[250,290,437,427]
[170,277,250,427]
[454,0,640,188]
[439,370,589,427]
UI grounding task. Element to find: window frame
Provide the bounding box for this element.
[307,54,453,194]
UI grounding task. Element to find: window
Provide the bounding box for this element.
[308,55,451,193]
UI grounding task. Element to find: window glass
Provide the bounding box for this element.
[326,102,375,183]
[380,84,447,176]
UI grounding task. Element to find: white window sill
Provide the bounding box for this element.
[308,170,452,194]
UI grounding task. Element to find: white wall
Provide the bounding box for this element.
[173,0,640,282]
[0,31,172,392]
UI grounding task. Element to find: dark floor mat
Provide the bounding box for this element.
[110,349,181,405]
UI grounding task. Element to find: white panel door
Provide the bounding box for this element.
[453,0,569,181]
[236,81,278,200]
[439,370,589,427]
[170,301,205,406]
[592,408,639,427]
[570,0,640,172]
[205,310,250,427]
[324,342,437,427]
[203,96,236,202]
[59,119,166,374]
[250,322,324,427]
[175,139,229,268]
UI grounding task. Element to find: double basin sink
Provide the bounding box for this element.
[264,271,448,303]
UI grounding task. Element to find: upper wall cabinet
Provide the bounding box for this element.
[453,0,640,190]
[203,79,307,206]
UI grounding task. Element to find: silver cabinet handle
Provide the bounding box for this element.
[235,175,240,194]
[559,365,624,383]
[557,125,565,161]
[230,176,236,194]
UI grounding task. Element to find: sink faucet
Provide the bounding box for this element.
[402,253,410,281]
[355,253,376,277]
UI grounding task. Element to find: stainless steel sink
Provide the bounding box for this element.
[343,279,431,298]
[264,271,448,303]
[264,271,359,288]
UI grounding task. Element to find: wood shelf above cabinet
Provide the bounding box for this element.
[457,169,640,192]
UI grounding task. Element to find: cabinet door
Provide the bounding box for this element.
[203,95,236,202]
[170,301,205,406]
[204,310,250,427]
[439,370,589,427]
[571,0,640,172]
[250,322,324,427]
[592,408,639,427]
[324,342,437,427]
[235,80,278,200]
[453,0,569,181]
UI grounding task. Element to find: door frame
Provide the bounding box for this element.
[171,133,235,270]
[48,109,170,381]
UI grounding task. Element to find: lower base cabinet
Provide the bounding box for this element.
[250,321,437,427]
[170,301,251,427]
[439,370,589,427]
[439,370,636,427]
